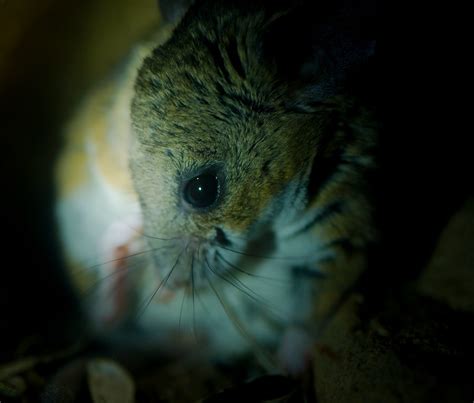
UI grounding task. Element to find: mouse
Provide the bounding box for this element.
[55,0,378,375]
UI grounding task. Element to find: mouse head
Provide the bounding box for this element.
[130,0,376,288]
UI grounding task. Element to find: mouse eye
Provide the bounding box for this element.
[183,173,220,209]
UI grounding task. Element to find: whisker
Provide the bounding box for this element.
[178,285,187,332]
[140,232,182,242]
[111,214,182,242]
[190,250,198,341]
[136,248,184,319]
[218,232,250,242]
[77,257,147,325]
[80,257,145,299]
[70,245,168,275]
[205,271,277,373]
[205,258,259,305]
[89,206,178,242]
[217,245,308,261]
[192,245,213,326]
[216,251,287,284]
[206,258,284,322]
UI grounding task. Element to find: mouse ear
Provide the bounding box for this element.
[261,0,377,109]
[158,0,195,25]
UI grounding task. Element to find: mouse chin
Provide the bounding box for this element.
[151,237,218,292]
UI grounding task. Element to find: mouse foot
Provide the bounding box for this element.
[277,326,315,377]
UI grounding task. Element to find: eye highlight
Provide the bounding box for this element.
[183,173,220,209]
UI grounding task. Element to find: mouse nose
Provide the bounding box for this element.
[214,227,231,246]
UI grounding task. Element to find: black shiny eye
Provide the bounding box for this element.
[183,173,220,209]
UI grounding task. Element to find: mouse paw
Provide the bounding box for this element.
[277,326,315,377]
[92,215,144,329]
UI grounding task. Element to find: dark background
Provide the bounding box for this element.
[1,0,159,358]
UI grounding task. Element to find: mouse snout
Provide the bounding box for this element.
[214,227,231,246]
[158,242,209,290]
